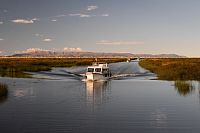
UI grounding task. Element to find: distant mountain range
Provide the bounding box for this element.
[11,51,186,58]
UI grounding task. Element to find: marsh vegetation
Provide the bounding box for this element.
[174,81,195,96]
[139,58,200,80]
[0,83,8,98]
[0,57,126,78]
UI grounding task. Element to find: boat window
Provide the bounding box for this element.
[87,68,94,72]
[95,68,101,72]
[102,69,108,73]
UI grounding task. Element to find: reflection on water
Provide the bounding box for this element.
[174,81,195,96]
[1,78,200,132]
[14,89,28,98]
[0,71,29,78]
[150,109,168,128]
[0,95,8,104]
[198,82,200,103]
[85,81,111,108]
[0,82,8,104]
[13,84,36,98]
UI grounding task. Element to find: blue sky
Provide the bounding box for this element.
[0,0,200,57]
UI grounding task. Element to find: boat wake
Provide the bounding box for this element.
[108,61,155,80]
[29,61,156,81]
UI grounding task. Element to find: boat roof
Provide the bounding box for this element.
[87,62,109,68]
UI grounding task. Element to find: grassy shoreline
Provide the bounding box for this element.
[139,58,200,81]
[0,57,126,78]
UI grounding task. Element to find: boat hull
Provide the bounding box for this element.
[86,73,107,81]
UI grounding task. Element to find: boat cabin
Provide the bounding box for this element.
[86,63,111,77]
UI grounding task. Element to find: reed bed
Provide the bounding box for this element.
[174,81,194,96]
[139,58,200,80]
[0,57,126,78]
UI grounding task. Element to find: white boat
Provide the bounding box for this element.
[86,62,112,81]
[134,57,140,62]
[126,58,131,62]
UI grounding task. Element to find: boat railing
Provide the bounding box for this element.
[92,62,108,67]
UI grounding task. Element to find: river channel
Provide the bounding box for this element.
[0,62,200,133]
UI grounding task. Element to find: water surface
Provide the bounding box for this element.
[0,62,200,133]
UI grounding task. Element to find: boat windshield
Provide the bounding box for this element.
[95,68,101,72]
[102,68,108,73]
[87,68,94,72]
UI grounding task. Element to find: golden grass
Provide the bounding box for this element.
[0,57,126,78]
[139,58,200,80]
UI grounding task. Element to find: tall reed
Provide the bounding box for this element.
[0,83,8,97]
[0,57,126,78]
[139,58,200,80]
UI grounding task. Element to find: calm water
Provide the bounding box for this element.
[0,62,200,133]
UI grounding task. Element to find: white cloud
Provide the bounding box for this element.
[34,33,44,37]
[12,19,34,24]
[60,5,108,19]
[15,47,82,54]
[69,14,78,17]
[15,48,50,54]
[25,48,47,53]
[64,47,82,51]
[3,10,8,13]
[69,14,91,18]
[51,19,57,22]
[0,38,4,41]
[34,33,45,38]
[87,5,98,11]
[35,34,53,42]
[0,22,3,24]
[101,14,109,17]
[12,18,39,24]
[43,38,52,42]
[80,14,91,18]
[35,34,40,37]
[96,40,144,45]
[32,18,40,21]
[69,13,109,18]
[56,14,67,18]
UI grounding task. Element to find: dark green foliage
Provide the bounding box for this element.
[139,58,200,80]
[0,57,126,78]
